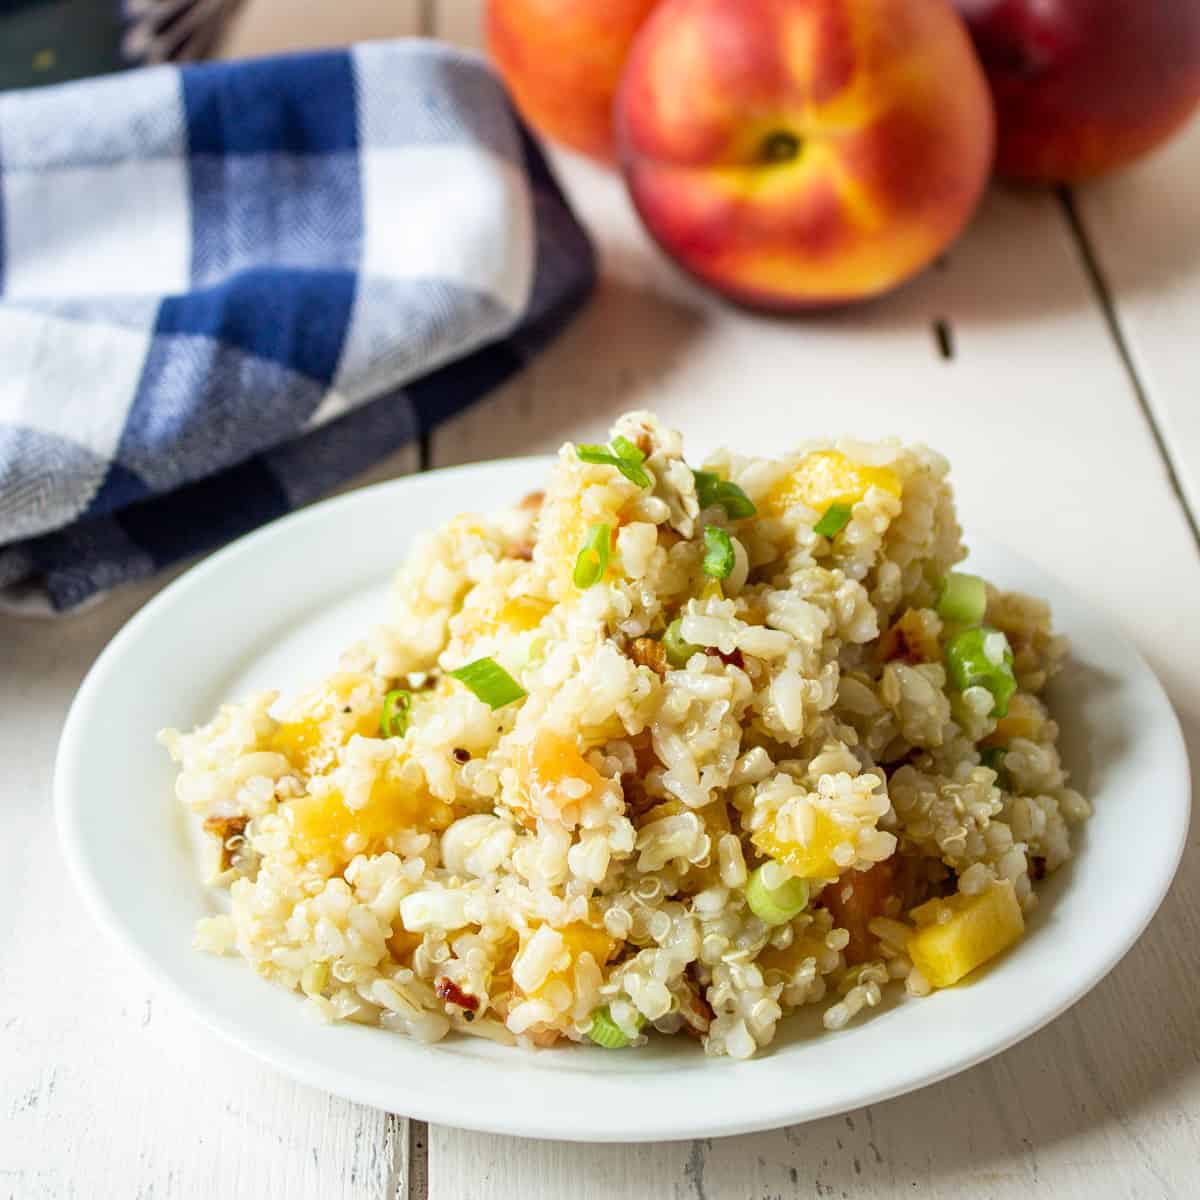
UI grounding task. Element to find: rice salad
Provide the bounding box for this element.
[161,412,1089,1059]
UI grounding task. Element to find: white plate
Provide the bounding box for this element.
[55,457,1190,1142]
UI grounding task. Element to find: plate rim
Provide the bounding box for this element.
[54,456,1192,1141]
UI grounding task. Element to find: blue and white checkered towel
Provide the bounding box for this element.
[0,40,594,613]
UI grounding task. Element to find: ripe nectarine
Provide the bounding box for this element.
[487,0,661,162]
[616,0,995,309]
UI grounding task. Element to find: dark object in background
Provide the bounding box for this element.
[0,0,237,92]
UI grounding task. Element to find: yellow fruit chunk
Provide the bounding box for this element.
[757,934,830,978]
[521,729,605,817]
[753,809,853,881]
[766,450,902,518]
[907,880,1025,989]
[981,694,1044,747]
[497,595,553,632]
[286,776,453,865]
[521,923,616,1000]
[269,677,381,774]
[386,926,423,963]
[878,608,940,665]
[269,718,327,773]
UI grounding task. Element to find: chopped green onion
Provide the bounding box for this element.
[379,689,411,738]
[663,618,702,668]
[745,864,810,926]
[945,627,1016,718]
[980,746,1007,773]
[577,440,651,489]
[813,502,852,538]
[573,522,612,589]
[449,658,527,710]
[692,469,757,520]
[587,1005,644,1048]
[937,572,987,626]
[702,525,735,579]
[609,434,646,464]
[980,745,1010,790]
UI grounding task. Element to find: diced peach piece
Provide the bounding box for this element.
[286,777,453,865]
[981,694,1044,747]
[765,451,901,518]
[522,729,605,818]
[753,809,851,881]
[821,859,897,965]
[386,926,423,963]
[878,609,940,665]
[907,880,1024,988]
[520,922,616,1000]
[497,595,553,632]
[757,934,830,978]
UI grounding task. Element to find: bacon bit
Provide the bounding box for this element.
[511,541,534,561]
[683,990,714,1037]
[621,775,655,817]
[681,968,714,1039]
[1029,856,1047,882]
[878,609,938,665]
[518,490,545,512]
[619,734,660,816]
[435,977,480,1012]
[203,815,248,871]
[629,637,668,676]
[706,646,745,669]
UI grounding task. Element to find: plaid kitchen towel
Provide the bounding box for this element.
[0,40,595,613]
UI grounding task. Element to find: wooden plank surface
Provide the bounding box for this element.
[0,450,419,1200]
[4,0,1200,1196]
[1070,120,1200,526]
[428,4,1200,1198]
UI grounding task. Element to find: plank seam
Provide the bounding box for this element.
[1057,185,1200,553]
[418,0,437,37]
[409,1119,430,1200]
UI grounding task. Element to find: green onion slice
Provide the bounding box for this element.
[663,618,702,669]
[449,658,527,710]
[379,689,411,738]
[813,502,852,539]
[609,435,646,464]
[937,572,987,626]
[945,627,1016,718]
[980,746,1007,773]
[577,439,651,489]
[692,469,757,520]
[702,525,735,579]
[573,522,612,589]
[745,865,810,926]
[587,1005,644,1049]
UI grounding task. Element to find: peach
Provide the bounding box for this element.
[487,0,662,162]
[953,0,1200,182]
[616,0,995,309]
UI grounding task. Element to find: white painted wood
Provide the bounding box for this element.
[6,0,1200,1193]
[428,5,1200,1196]
[0,445,419,1199]
[218,0,423,58]
[1071,118,1200,523]
[433,0,485,50]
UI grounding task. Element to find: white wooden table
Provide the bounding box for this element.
[4,3,1200,1196]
